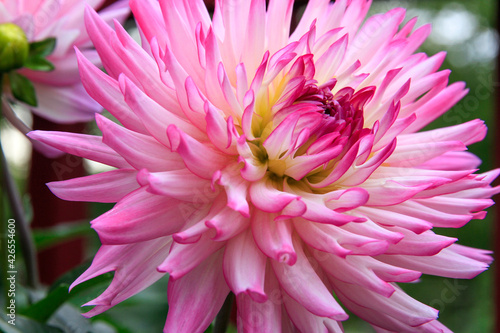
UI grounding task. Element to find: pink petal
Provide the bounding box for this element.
[272,236,348,320]
[249,177,306,216]
[158,0,208,84]
[30,82,101,124]
[236,267,282,333]
[137,169,214,202]
[205,102,238,154]
[215,164,251,217]
[403,82,469,133]
[91,188,188,244]
[76,48,148,134]
[314,34,348,84]
[384,229,456,256]
[282,290,345,332]
[295,220,389,257]
[74,237,171,317]
[314,250,420,297]
[157,234,225,279]
[129,0,167,52]
[223,229,267,302]
[27,130,130,169]
[377,244,491,279]
[385,141,466,168]
[167,125,230,179]
[206,205,250,241]
[84,5,130,79]
[361,179,432,206]
[266,0,294,54]
[331,278,438,330]
[237,136,268,182]
[119,75,206,146]
[47,169,138,203]
[96,114,184,172]
[251,210,297,265]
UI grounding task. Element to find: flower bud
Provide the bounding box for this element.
[0,23,29,72]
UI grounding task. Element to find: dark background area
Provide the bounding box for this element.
[1,0,497,332]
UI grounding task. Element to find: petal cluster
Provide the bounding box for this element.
[29,0,497,332]
[1,0,129,123]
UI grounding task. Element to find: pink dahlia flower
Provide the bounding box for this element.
[29,0,497,332]
[1,0,129,123]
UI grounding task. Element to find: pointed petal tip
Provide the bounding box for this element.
[236,289,269,303]
[25,131,36,140]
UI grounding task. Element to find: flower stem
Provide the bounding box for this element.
[0,99,39,290]
[213,292,235,333]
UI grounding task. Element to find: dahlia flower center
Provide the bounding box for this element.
[321,92,338,116]
[255,80,372,185]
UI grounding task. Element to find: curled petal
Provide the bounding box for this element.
[237,136,268,182]
[272,236,348,320]
[167,125,230,179]
[249,177,306,217]
[223,229,267,302]
[214,164,251,217]
[282,290,345,333]
[252,210,297,265]
[236,266,282,333]
[157,234,225,279]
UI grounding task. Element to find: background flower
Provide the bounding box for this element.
[28,0,499,332]
[0,0,129,123]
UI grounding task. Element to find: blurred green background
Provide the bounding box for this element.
[1,0,498,332]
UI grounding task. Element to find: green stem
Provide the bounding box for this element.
[0,97,39,290]
[213,293,234,333]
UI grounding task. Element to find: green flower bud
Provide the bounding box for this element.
[0,23,29,72]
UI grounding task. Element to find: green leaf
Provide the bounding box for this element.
[20,285,69,323]
[33,220,93,251]
[8,72,37,106]
[24,56,55,72]
[94,315,135,333]
[48,305,101,333]
[21,261,113,322]
[29,38,56,58]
